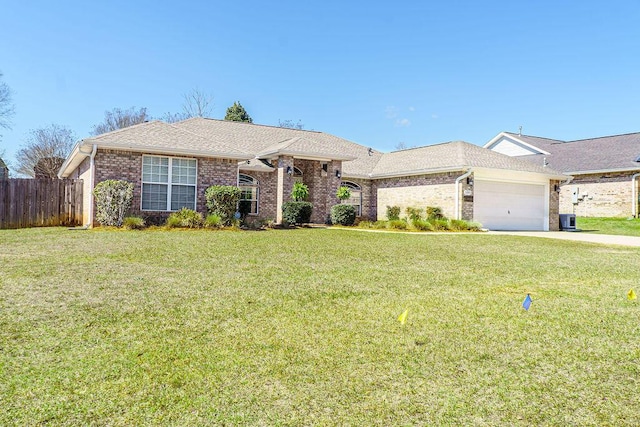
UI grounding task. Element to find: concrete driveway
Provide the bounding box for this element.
[488,231,640,247]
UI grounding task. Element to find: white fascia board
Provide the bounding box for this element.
[58,140,94,178]
[370,167,466,180]
[484,132,550,155]
[566,167,640,175]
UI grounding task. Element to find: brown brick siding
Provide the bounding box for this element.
[549,180,560,231]
[92,149,237,224]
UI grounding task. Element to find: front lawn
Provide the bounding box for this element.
[577,216,640,236]
[1,228,639,425]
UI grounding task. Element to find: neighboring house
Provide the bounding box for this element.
[59,118,566,230]
[0,157,8,180]
[485,131,640,217]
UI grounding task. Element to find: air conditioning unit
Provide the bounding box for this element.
[559,214,576,230]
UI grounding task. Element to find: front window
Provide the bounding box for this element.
[341,181,362,216]
[142,156,197,211]
[239,173,259,215]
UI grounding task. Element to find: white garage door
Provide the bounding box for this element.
[474,180,547,231]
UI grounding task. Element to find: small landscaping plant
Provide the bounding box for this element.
[93,179,134,227]
[336,186,351,201]
[405,207,424,222]
[387,219,408,230]
[427,206,445,220]
[204,214,223,229]
[282,201,313,225]
[205,185,241,226]
[123,216,145,230]
[291,182,309,202]
[386,205,401,221]
[412,219,433,231]
[331,204,356,226]
[166,208,203,228]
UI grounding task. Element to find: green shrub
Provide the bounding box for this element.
[467,221,483,231]
[93,180,134,227]
[282,201,313,225]
[412,219,433,231]
[166,208,203,228]
[373,220,388,229]
[123,216,145,230]
[386,205,401,221]
[426,206,445,221]
[431,218,450,231]
[291,182,309,201]
[205,185,241,226]
[405,207,424,222]
[331,204,356,226]
[358,221,374,229]
[204,214,222,229]
[449,219,470,231]
[388,219,408,230]
[336,186,351,201]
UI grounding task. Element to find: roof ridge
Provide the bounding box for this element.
[568,131,640,143]
[86,120,162,141]
[178,116,324,134]
[504,132,566,143]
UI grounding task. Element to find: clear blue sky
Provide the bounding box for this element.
[1,0,639,165]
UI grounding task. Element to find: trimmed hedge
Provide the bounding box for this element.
[205,185,241,226]
[282,201,313,225]
[331,204,356,226]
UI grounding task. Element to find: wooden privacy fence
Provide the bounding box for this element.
[0,179,83,229]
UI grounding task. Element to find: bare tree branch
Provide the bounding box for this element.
[91,107,150,135]
[278,119,304,130]
[182,88,214,118]
[15,124,76,178]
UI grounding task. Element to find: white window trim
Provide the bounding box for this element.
[239,173,259,216]
[141,155,198,212]
[341,181,362,216]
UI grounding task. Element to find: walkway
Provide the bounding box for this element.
[488,231,640,247]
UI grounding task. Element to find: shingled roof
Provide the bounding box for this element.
[175,118,383,178]
[505,131,640,173]
[370,141,565,178]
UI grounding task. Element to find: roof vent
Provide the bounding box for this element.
[543,157,548,167]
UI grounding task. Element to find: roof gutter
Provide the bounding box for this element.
[633,172,640,218]
[455,169,473,220]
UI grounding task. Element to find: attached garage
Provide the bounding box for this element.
[348,141,566,231]
[474,180,548,231]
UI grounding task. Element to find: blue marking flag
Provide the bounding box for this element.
[522,294,532,311]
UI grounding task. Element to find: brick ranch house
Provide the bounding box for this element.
[58,118,566,230]
[485,131,640,218]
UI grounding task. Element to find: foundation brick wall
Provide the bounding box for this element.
[560,172,639,217]
[92,149,237,224]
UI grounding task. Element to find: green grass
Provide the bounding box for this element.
[1,227,640,425]
[577,217,640,236]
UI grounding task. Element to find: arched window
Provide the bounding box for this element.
[293,167,303,183]
[239,174,259,215]
[341,181,362,216]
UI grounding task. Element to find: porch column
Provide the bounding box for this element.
[276,156,294,224]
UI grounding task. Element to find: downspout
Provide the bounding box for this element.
[87,144,98,228]
[632,172,640,218]
[455,169,473,220]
